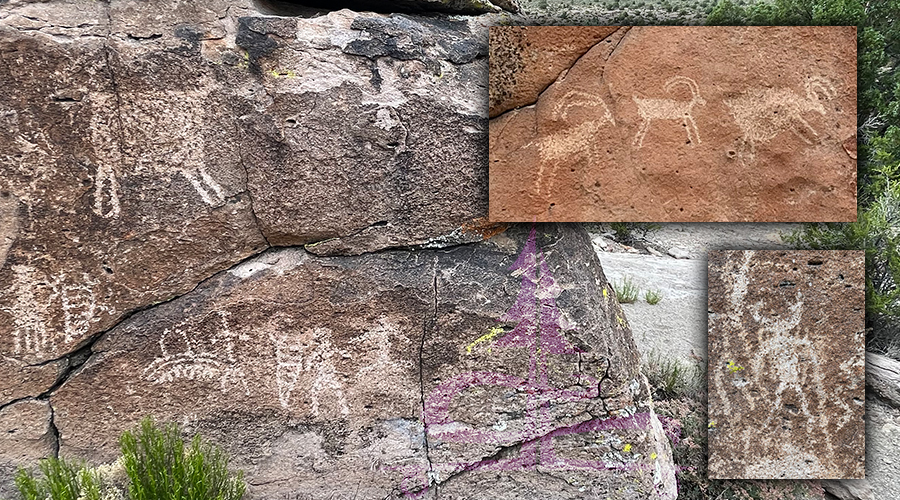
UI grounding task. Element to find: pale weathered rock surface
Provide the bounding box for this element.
[50,224,675,499]
[707,250,865,479]
[595,252,707,361]
[489,26,857,222]
[865,353,900,500]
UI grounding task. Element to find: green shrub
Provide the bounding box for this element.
[14,459,88,500]
[613,276,640,304]
[121,418,244,500]
[644,288,663,305]
[11,418,245,500]
[642,351,703,399]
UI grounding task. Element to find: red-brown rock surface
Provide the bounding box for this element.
[489,26,857,222]
[707,250,865,479]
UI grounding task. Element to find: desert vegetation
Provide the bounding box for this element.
[9,418,245,500]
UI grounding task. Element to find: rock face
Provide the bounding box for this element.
[0,2,674,498]
[707,250,865,479]
[0,400,57,489]
[489,26,857,222]
[865,353,900,500]
[50,225,676,499]
[1,0,490,438]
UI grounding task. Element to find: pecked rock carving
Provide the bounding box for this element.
[707,250,865,479]
[632,76,705,149]
[489,26,857,222]
[725,76,837,165]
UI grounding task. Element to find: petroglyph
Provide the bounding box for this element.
[269,329,307,409]
[88,90,227,218]
[269,326,350,415]
[724,76,836,164]
[123,90,226,207]
[526,91,616,204]
[2,264,106,355]
[632,76,705,148]
[88,94,123,218]
[143,311,250,394]
[708,250,864,478]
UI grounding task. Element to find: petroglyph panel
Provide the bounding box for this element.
[707,250,865,479]
[489,26,857,222]
[51,225,676,499]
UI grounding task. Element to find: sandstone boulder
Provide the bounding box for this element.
[51,224,675,499]
[489,26,857,222]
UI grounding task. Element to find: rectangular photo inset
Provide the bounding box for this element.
[707,250,865,479]
[489,26,857,222]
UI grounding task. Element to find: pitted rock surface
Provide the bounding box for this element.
[49,224,676,499]
[489,26,857,222]
[1,0,493,451]
[707,250,865,479]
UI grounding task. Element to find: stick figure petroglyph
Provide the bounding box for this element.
[725,76,836,164]
[269,326,350,415]
[632,76,706,148]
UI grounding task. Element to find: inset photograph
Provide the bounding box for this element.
[707,250,865,479]
[489,26,858,222]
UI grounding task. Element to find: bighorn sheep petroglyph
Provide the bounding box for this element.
[725,76,836,165]
[632,76,706,148]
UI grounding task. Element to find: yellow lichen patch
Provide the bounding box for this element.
[603,287,608,298]
[623,443,632,453]
[650,452,658,460]
[708,420,717,428]
[466,326,506,354]
[726,360,745,373]
[270,69,297,78]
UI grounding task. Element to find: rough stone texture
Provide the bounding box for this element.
[0,400,56,498]
[489,26,857,222]
[707,250,865,479]
[1,0,493,428]
[864,353,900,500]
[50,224,676,499]
[488,26,622,117]
[255,0,519,16]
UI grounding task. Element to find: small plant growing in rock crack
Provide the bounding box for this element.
[11,417,245,500]
[644,288,663,305]
[613,276,640,304]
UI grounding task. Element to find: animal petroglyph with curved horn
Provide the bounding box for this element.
[632,76,706,148]
[724,76,836,164]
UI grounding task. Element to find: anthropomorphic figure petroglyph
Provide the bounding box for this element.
[724,76,836,164]
[143,311,249,394]
[89,90,227,218]
[269,326,350,415]
[632,76,706,148]
[710,251,853,477]
[3,264,105,355]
